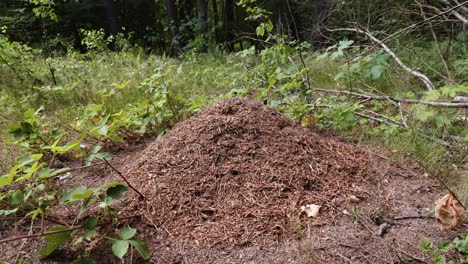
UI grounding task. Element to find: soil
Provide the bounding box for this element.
[1,98,465,263]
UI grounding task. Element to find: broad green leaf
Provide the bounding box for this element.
[95,152,111,161]
[15,161,41,182]
[85,104,102,117]
[38,168,51,178]
[119,226,137,240]
[39,225,71,259]
[97,125,108,136]
[109,135,124,143]
[111,240,129,259]
[84,229,98,240]
[106,184,128,199]
[0,175,11,187]
[24,108,35,118]
[84,143,102,165]
[9,189,23,205]
[98,196,113,208]
[128,239,150,260]
[82,217,98,229]
[44,226,71,244]
[60,187,92,204]
[39,244,59,259]
[338,39,354,49]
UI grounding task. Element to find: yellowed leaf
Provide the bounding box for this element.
[434,194,465,230]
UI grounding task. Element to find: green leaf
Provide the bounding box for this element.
[84,143,102,165]
[39,225,71,259]
[39,244,59,259]
[44,226,71,244]
[24,108,36,118]
[365,64,386,80]
[25,207,43,219]
[84,229,98,240]
[338,39,354,49]
[437,241,451,252]
[109,135,124,143]
[60,187,92,204]
[119,226,137,240]
[31,154,43,160]
[97,125,108,136]
[128,239,150,260]
[82,217,98,229]
[71,259,96,264]
[9,189,23,205]
[419,236,433,251]
[111,240,129,259]
[106,184,128,199]
[48,167,71,179]
[85,104,102,117]
[0,208,18,216]
[453,236,468,254]
[95,152,111,161]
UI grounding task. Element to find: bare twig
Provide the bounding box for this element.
[432,174,467,210]
[330,28,435,91]
[416,0,454,82]
[104,159,145,199]
[0,215,139,244]
[438,0,468,23]
[313,89,468,108]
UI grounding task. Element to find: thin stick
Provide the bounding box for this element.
[104,159,145,199]
[0,215,139,244]
[330,28,435,91]
[432,174,467,210]
[313,89,468,108]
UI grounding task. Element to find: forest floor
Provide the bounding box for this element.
[1,99,465,263]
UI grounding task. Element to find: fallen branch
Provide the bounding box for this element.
[330,28,435,91]
[0,214,139,244]
[1,161,107,190]
[313,89,468,108]
[438,0,468,23]
[104,159,145,199]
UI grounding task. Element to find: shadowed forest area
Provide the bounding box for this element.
[0,0,467,263]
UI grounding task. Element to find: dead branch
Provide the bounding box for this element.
[313,89,468,108]
[104,159,145,199]
[330,28,436,91]
[438,0,468,23]
[416,0,454,82]
[0,215,139,244]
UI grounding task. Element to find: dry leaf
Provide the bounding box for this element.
[434,194,465,230]
[301,204,321,218]
[348,195,360,203]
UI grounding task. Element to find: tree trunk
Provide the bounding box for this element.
[197,0,208,35]
[102,0,119,50]
[165,0,181,57]
[310,0,329,49]
[225,0,235,50]
[212,0,220,42]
